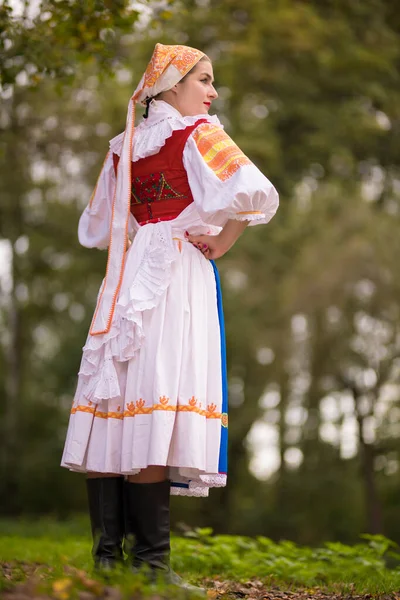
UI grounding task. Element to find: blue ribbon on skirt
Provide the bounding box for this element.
[210,260,228,475]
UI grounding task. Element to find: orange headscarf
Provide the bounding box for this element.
[90,43,205,336]
[134,43,205,104]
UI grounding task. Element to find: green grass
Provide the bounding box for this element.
[1,518,400,598]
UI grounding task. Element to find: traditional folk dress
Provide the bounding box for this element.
[61,46,279,498]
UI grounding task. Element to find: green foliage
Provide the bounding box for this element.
[0,0,144,87]
[1,520,400,596]
[173,529,400,590]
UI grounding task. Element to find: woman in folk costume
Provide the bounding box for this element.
[61,43,279,588]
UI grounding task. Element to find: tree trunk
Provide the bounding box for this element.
[355,402,383,534]
[0,107,24,511]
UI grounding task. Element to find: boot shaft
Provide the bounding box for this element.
[86,477,124,567]
[124,479,171,569]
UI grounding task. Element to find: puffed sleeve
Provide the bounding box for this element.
[183,122,279,227]
[78,150,115,249]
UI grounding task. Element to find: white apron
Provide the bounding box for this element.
[61,204,228,497]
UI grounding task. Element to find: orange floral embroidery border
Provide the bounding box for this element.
[71,395,228,427]
[193,124,251,182]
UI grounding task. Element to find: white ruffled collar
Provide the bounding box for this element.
[144,99,183,124]
[109,100,221,162]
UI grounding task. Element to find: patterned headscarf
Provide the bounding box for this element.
[90,43,205,335]
[134,43,205,104]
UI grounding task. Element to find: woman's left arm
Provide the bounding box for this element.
[183,123,279,243]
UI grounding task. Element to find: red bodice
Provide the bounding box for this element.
[113,119,206,225]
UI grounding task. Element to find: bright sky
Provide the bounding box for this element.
[8,0,41,18]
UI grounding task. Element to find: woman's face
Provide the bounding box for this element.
[173,60,218,116]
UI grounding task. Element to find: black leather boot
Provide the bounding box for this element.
[124,479,205,595]
[86,477,124,570]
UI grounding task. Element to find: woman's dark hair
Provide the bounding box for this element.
[143,55,211,119]
[143,97,153,119]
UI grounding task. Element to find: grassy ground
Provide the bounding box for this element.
[1,517,400,599]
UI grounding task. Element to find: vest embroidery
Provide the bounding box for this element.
[131,172,186,206]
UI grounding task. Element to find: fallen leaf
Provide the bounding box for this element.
[52,577,73,600]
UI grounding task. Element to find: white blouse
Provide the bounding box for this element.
[78,100,279,249]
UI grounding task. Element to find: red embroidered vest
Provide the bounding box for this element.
[113,119,206,225]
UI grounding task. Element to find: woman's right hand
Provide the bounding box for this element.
[185,219,249,260]
[184,231,228,260]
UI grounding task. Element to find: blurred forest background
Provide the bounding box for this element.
[1,0,400,547]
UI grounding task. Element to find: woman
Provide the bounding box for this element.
[61,43,279,590]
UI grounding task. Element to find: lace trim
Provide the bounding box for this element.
[199,473,227,487]
[171,486,209,497]
[109,113,221,163]
[170,473,227,496]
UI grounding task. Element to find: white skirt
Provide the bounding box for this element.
[61,209,228,497]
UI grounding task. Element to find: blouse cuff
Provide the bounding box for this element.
[233,210,266,222]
